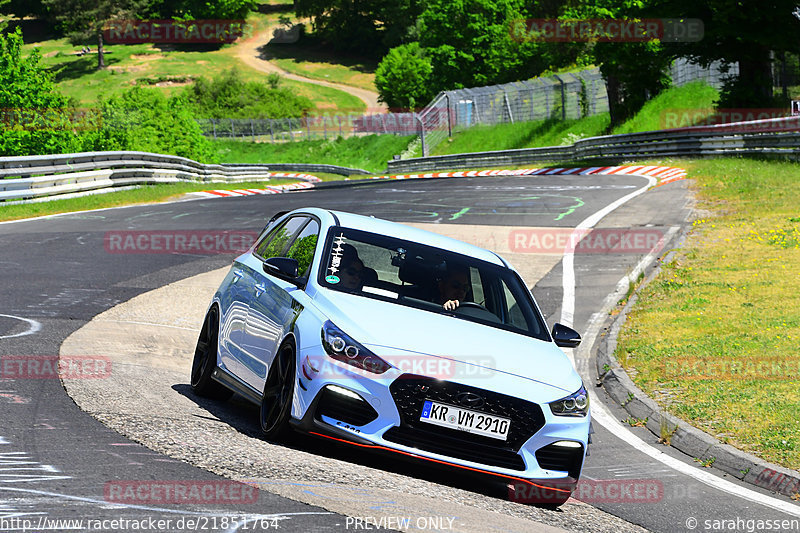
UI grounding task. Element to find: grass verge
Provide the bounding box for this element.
[431,114,610,156]
[611,81,720,134]
[615,158,800,470]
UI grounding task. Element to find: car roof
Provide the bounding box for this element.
[295,207,506,267]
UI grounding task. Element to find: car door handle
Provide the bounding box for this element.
[232,269,244,283]
[254,282,267,297]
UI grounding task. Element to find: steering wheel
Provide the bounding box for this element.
[457,301,490,312]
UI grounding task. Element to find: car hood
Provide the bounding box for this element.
[311,289,579,395]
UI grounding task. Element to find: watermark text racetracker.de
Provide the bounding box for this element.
[509,478,665,504]
[510,18,703,43]
[0,355,111,379]
[509,228,666,255]
[104,230,257,255]
[0,515,280,531]
[104,19,246,43]
[104,480,257,505]
[663,357,800,381]
[302,354,496,381]
[661,108,800,132]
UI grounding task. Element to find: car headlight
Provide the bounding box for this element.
[549,385,589,417]
[321,321,391,374]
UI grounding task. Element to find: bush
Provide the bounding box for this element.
[185,68,313,119]
[83,87,211,161]
[0,28,87,156]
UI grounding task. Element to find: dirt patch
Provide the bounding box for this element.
[131,53,165,61]
[108,65,147,73]
[153,80,194,87]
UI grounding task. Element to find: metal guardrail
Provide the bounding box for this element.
[0,151,370,202]
[387,117,800,173]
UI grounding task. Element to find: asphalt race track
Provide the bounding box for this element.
[1,175,799,532]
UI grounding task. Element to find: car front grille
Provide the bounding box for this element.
[385,374,546,471]
[535,442,584,478]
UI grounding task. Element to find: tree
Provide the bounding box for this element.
[418,0,541,90]
[374,42,434,110]
[566,1,672,127]
[41,0,147,70]
[0,28,88,156]
[650,0,800,107]
[145,0,255,19]
[294,0,424,54]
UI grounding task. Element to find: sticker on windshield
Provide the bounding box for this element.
[327,232,347,277]
[325,275,340,284]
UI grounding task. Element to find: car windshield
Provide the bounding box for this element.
[317,226,549,341]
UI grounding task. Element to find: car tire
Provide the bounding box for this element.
[260,340,296,440]
[190,306,233,400]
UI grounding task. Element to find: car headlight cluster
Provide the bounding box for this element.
[321,321,391,374]
[549,385,589,417]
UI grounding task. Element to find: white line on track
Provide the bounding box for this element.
[560,175,656,327]
[559,175,800,517]
[0,314,41,339]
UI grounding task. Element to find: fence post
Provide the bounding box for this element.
[416,113,427,157]
[211,119,217,140]
[445,93,452,137]
[250,119,255,141]
[269,120,274,142]
[503,92,514,123]
[552,74,566,121]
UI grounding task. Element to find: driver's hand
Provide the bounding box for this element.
[443,299,460,311]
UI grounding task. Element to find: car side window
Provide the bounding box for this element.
[284,219,320,278]
[255,217,307,259]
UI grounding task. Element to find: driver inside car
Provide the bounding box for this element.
[435,265,470,311]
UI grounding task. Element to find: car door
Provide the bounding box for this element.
[239,216,319,392]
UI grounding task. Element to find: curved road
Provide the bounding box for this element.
[1,176,798,532]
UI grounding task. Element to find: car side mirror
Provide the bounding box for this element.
[263,257,300,280]
[552,323,581,348]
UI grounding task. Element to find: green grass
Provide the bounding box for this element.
[209,135,415,172]
[616,158,800,470]
[21,6,365,114]
[611,81,720,134]
[431,114,610,156]
[0,178,328,222]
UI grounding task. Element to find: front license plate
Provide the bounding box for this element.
[419,400,510,441]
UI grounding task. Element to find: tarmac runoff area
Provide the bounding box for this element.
[60,223,646,533]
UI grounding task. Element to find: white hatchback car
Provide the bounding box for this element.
[191,207,589,505]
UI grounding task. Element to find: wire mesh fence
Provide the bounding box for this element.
[671,58,737,89]
[197,113,421,142]
[197,60,744,156]
[416,68,608,155]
